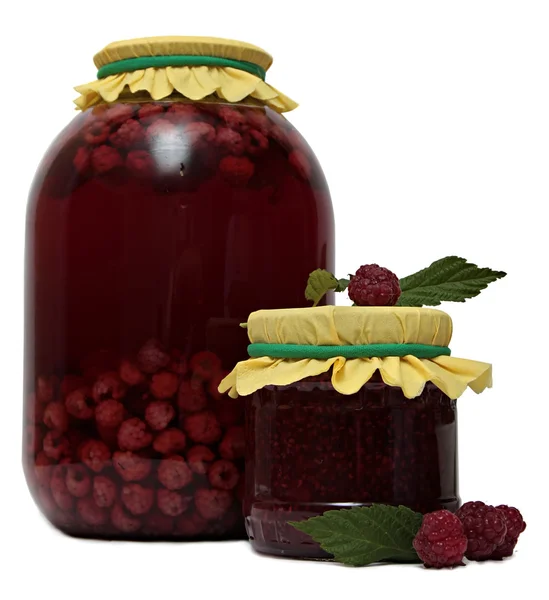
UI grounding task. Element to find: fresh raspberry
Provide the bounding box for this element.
[288,150,311,179]
[83,121,110,145]
[153,428,187,455]
[91,145,123,174]
[456,501,508,561]
[95,399,125,429]
[142,511,175,536]
[186,445,215,475]
[218,106,247,131]
[79,439,111,473]
[157,455,193,490]
[110,119,145,148]
[144,399,174,431]
[175,512,208,536]
[177,379,208,413]
[190,351,222,381]
[73,147,91,173]
[92,371,126,403]
[184,411,222,444]
[413,510,467,568]
[150,372,179,399]
[77,497,108,526]
[219,426,245,460]
[137,339,170,374]
[60,375,87,399]
[34,452,53,487]
[490,505,527,559]
[65,387,95,420]
[43,430,71,461]
[195,488,232,520]
[146,118,176,142]
[246,129,269,156]
[121,484,154,515]
[215,127,246,155]
[111,502,142,532]
[157,489,192,517]
[126,150,156,177]
[138,104,165,123]
[117,418,153,451]
[185,122,216,145]
[50,466,75,511]
[104,104,135,125]
[93,475,117,507]
[65,465,91,498]
[43,402,69,432]
[208,460,240,490]
[348,264,402,307]
[219,155,254,186]
[119,359,146,386]
[36,376,57,404]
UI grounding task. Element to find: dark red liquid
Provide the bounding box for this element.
[23,99,334,539]
[245,376,459,558]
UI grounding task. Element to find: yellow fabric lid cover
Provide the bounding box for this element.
[74,36,297,112]
[218,306,493,400]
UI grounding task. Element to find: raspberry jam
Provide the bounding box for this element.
[24,100,334,539]
[244,375,459,558]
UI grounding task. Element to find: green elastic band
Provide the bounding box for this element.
[97,55,266,81]
[247,343,451,360]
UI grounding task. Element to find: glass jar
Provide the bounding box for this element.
[23,37,334,540]
[245,375,458,558]
[219,305,492,559]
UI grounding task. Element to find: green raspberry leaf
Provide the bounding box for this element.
[397,256,506,307]
[289,504,422,566]
[305,269,349,306]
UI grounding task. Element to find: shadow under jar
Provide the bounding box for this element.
[23,37,334,540]
[245,375,459,558]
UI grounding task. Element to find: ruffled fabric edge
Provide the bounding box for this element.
[74,66,297,113]
[218,355,493,400]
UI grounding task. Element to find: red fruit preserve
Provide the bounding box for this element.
[219,306,493,558]
[23,37,334,540]
[245,378,458,558]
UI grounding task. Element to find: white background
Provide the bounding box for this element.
[1,0,547,598]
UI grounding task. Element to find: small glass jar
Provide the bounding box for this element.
[245,375,458,558]
[23,37,334,540]
[219,306,492,558]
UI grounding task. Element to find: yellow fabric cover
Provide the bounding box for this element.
[74,36,297,112]
[218,306,492,399]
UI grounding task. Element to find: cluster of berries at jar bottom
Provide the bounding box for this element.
[413,502,527,568]
[25,341,245,539]
[72,101,316,186]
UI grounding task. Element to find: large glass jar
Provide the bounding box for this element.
[23,37,334,540]
[245,376,458,558]
[219,306,493,558]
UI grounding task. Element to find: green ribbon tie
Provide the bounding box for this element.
[247,343,451,360]
[97,55,266,81]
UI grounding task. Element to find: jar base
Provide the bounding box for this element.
[246,498,461,559]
